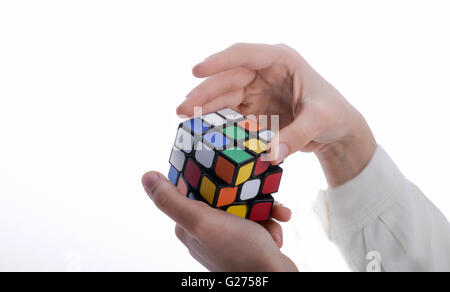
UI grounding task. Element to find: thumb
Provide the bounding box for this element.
[142,171,206,231]
[264,112,316,164]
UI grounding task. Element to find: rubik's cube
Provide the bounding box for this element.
[168,108,283,221]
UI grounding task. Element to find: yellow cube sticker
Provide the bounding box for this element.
[235,162,254,185]
[199,176,216,205]
[244,139,268,154]
[226,204,248,218]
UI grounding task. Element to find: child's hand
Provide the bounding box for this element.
[177,43,377,187]
[142,171,298,272]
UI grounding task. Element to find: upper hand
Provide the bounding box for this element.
[177,43,377,187]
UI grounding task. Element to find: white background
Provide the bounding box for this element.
[1,0,449,272]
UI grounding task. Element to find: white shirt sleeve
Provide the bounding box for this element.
[314,145,450,272]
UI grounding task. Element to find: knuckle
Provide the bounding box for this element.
[275,43,291,50]
[275,43,302,61]
[275,43,295,55]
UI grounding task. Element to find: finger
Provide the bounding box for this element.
[177,69,253,117]
[263,109,319,164]
[259,219,283,248]
[188,249,214,271]
[192,43,287,78]
[142,171,209,233]
[200,89,245,116]
[271,202,292,222]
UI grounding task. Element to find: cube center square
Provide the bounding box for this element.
[168,108,283,222]
[194,141,215,169]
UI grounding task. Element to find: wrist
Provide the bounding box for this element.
[315,115,377,188]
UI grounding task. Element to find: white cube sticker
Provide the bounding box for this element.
[259,130,275,143]
[169,146,186,172]
[195,141,215,169]
[202,113,227,127]
[218,108,244,121]
[240,179,261,200]
[175,128,194,154]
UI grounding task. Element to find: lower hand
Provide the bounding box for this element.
[142,171,298,272]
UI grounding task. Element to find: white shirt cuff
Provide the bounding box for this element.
[314,145,406,242]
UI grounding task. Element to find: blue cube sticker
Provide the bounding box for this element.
[203,132,231,149]
[183,118,210,135]
[168,165,179,185]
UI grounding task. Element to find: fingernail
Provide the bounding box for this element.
[260,153,271,162]
[192,64,202,76]
[142,172,161,198]
[276,144,289,163]
[261,145,277,162]
[176,106,188,119]
[285,209,292,220]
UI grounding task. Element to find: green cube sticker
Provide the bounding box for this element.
[223,126,248,140]
[223,147,253,164]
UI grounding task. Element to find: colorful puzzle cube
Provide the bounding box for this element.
[168,108,283,221]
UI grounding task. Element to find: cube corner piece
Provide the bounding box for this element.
[261,166,283,195]
[247,194,274,221]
